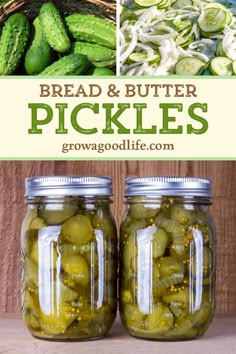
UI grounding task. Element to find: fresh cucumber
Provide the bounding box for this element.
[129,52,160,64]
[135,0,162,6]
[204,2,228,9]
[174,19,192,33]
[176,32,195,49]
[66,14,116,49]
[172,0,193,9]
[89,67,115,76]
[73,42,116,63]
[157,0,172,9]
[0,13,30,75]
[24,17,53,75]
[39,2,71,53]
[38,54,90,76]
[198,8,227,33]
[209,56,233,76]
[175,57,205,75]
[204,2,232,27]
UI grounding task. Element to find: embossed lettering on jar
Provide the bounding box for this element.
[21,176,117,340]
[120,177,216,341]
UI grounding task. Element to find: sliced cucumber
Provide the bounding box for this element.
[159,20,176,31]
[121,7,138,23]
[129,52,148,62]
[175,57,205,75]
[209,56,233,76]
[216,39,226,57]
[129,52,160,64]
[172,0,193,9]
[157,0,172,9]
[232,60,236,75]
[135,0,162,6]
[225,10,233,26]
[183,34,195,49]
[174,19,192,33]
[176,32,195,49]
[198,8,227,33]
[204,2,228,11]
[204,3,233,27]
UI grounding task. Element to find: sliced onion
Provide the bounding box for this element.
[222,28,236,60]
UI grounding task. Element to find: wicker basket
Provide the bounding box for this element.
[0,0,116,23]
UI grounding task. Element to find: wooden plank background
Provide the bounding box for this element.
[0,161,235,313]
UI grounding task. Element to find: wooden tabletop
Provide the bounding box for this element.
[0,314,235,354]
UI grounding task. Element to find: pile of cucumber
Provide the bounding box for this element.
[120,0,236,76]
[0,2,116,76]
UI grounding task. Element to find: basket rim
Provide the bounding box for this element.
[0,0,116,23]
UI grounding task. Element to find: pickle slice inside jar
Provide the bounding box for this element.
[144,304,174,334]
[189,246,213,278]
[152,228,169,258]
[40,303,77,335]
[24,257,39,287]
[24,311,41,331]
[157,256,185,278]
[30,217,46,230]
[60,215,94,245]
[61,254,90,287]
[123,304,144,329]
[38,204,78,225]
[170,205,194,225]
[129,197,160,219]
[92,209,116,237]
[30,240,58,268]
[163,287,189,308]
[123,233,137,272]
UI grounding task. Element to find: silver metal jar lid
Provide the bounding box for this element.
[25,176,113,196]
[125,177,212,197]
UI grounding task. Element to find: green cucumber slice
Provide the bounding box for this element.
[135,0,162,6]
[158,0,172,9]
[174,19,192,33]
[121,7,138,23]
[209,57,233,76]
[172,0,193,9]
[175,57,205,75]
[182,34,195,49]
[232,60,236,75]
[204,2,228,11]
[176,33,195,48]
[225,10,233,26]
[129,52,160,63]
[204,3,233,26]
[198,8,226,33]
[216,39,226,57]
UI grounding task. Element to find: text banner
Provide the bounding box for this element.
[0,77,235,159]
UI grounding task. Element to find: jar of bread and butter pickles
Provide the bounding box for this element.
[119,177,216,341]
[21,176,117,340]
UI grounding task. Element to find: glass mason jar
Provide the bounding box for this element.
[21,176,117,341]
[120,177,216,341]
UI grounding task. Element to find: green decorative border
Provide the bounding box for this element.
[1,75,236,79]
[0,157,235,160]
